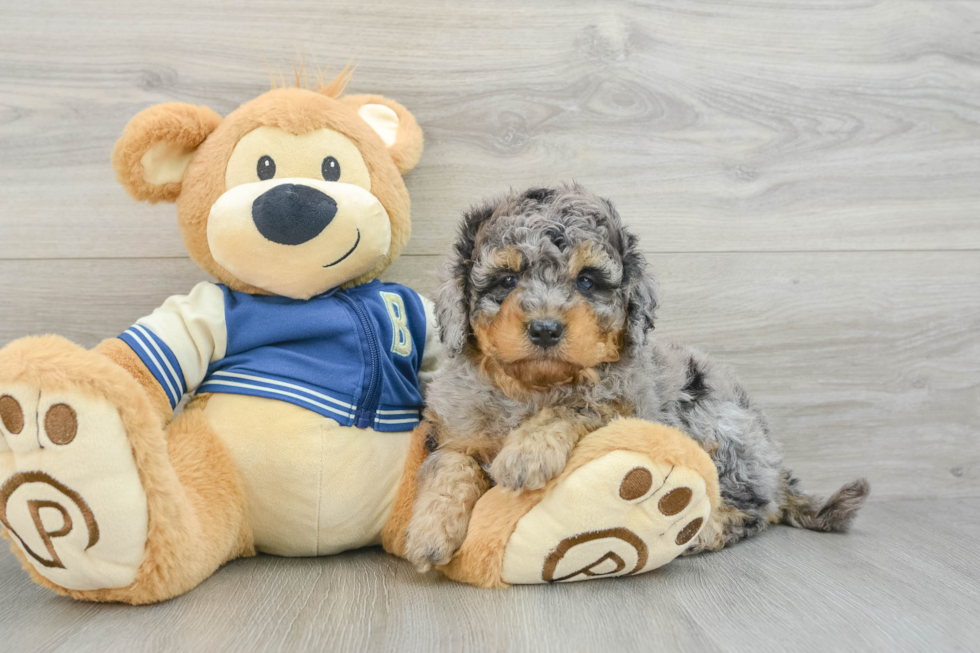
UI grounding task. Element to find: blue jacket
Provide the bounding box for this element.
[119,279,432,432]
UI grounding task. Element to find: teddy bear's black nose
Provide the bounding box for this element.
[252,183,338,246]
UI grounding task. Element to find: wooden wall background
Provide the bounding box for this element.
[1,0,978,504]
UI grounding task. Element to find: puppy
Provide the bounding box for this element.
[405,183,869,571]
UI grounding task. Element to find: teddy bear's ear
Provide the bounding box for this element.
[341,95,424,174]
[112,103,222,204]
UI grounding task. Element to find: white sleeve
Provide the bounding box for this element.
[118,281,228,409]
[417,295,444,397]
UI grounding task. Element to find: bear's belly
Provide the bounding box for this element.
[200,393,411,556]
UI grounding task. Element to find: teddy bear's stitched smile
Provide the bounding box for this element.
[324,229,360,268]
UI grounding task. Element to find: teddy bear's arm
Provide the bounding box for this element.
[94,338,176,420]
[109,281,228,414]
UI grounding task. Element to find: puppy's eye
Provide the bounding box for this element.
[576,273,595,292]
[257,155,276,180]
[322,156,341,182]
[498,275,518,290]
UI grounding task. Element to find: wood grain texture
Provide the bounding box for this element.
[1,0,979,259]
[1,498,977,652]
[0,251,976,501]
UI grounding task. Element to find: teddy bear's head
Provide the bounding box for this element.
[112,77,423,299]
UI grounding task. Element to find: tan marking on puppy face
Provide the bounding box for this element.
[492,247,523,272]
[561,301,623,369]
[471,293,623,396]
[492,358,585,395]
[472,292,533,365]
[471,295,572,394]
[568,242,611,276]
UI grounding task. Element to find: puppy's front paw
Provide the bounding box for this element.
[491,441,568,491]
[404,522,463,572]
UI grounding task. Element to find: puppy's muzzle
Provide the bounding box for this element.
[252,183,338,246]
[527,319,565,349]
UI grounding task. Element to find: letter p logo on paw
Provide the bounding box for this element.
[0,471,100,570]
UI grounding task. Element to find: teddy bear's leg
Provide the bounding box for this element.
[431,419,720,588]
[0,335,252,604]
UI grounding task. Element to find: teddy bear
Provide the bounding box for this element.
[0,73,720,603]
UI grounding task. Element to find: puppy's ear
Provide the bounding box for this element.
[341,94,424,174]
[604,198,660,356]
[112,103,222,204]
[435,200,496,357]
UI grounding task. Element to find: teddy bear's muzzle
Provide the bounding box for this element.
[206,178,392,299]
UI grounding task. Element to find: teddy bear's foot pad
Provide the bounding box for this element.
[501,450,710,584]
[0,384,148,590]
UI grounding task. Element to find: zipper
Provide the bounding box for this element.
[336,291,382,428]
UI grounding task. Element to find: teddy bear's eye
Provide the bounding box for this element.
[321,156,341,182]
[257,155,276,181]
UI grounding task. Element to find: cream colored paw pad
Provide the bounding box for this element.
[501,450,711,584]
[0,386,148,590]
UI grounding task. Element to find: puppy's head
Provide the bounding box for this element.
[436,183,659,392]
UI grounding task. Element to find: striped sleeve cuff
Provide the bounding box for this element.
[374,409,422,431]
[119,325,187,410]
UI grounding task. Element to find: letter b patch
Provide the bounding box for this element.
[380,291,413,357]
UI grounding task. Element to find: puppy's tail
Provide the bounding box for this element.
[778,470,870,533]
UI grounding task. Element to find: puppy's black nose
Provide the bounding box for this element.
[252,183,338,245]
[527,319,565,349]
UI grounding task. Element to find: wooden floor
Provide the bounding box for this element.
[2,499,979,652]
[0,0,978,650]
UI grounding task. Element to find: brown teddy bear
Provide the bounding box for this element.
[0,73,719,603]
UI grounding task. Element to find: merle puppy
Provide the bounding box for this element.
[405,183,868,571]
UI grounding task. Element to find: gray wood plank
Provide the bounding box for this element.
[0,251,976,501]
[1,498,976,652]
[1,0,979,259]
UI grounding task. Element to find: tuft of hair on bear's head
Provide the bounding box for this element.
[264,58,356,98]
